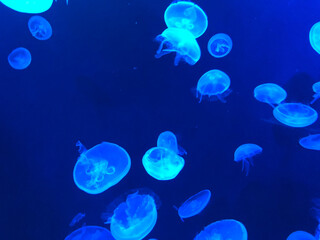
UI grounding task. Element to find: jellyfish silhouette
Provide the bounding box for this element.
[157,131,186,156]
[310,22,320,55]
[155,28,201,66]
[311,82,320,104]
[234,143,262,176]
[1,0,53,13]
[207,33,233,58]
[28,16,52,40]
[73,141,131,194]
[65,226,115,240]
[8,47,31,70]
[299,134,320,151]
[286,231,315,240]
[254,83,287,107]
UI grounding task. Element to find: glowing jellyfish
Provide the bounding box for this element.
[234,143,262,176]
[194,219,248,240]
[177,189,211,221]
[65,226,115,240]
[207,33,232,58]
[164,1,208,38]
[310,22,320,55]
[155,28,201,66]
[73,141,131,194]
[28,16,52,40]
[142,147,185,180]
[311,82,320,104]
[8,47,32,70]
[254,83,287,107]
[299,134,320,151]
[287,231,315,240]
[196,69,231,103]
[0,0,53,14]
[69,212,85,227]
[273,103,318,128]
[157,131,186,156]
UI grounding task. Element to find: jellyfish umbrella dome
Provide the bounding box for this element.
[0,0,53,13]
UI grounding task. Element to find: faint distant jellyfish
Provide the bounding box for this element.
[299,134,320,151]
[254,83,287,107]
[155,28,201,66]
[8,47,32,70]
[196,69,231,103]
[157,131,186,156]
[194,219,248,240]
[310,22,320,55]
[28,16,52,40]
[65,226,115,240]
[1,0,53,13]
[164,1,208,38]
[273,103,318,128]
[311,82,320,104]
[142,147,185,180]
[69,212,85,227]
[287,231,315,240]
[207,33,233,58]
[234,143,262,176]
[73,141,131,194]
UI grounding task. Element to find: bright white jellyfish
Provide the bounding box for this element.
[157,131,187,156]
[1,0,53,13]
[310,22,320,55]
[253,83,287,108]
[207,33,233,58]
[28,16,52,40]
[310,82,320,104]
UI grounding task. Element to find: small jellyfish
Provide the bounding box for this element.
[311,82,320,104]
[310,22,320,55]
[194,219,248,240]
[196,69,231,103]
[155,28,201,66]
[254,83,287,107]
[8,47,32,70]
[287,231,315,240]
[142,147,185,180]
[299,134,320,151]
[28,16,52,40]
[65,226,115,240]
[73,141,131,194]
[1,0,53,14]
[157,131,186,156]
[69,212,85,227]
[176,189,211,221]
[207,33,233,58]
[164,1,208,38]
[234,143,262,176]
[273,103,318,128]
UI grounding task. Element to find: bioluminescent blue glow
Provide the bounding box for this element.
[157,131,186,156]
[177,189,211,220]
[65,226,115,240]
[207,33,232,58]
[254,83,287,107]
[0,0,53,13]
[73,141,131,194]
[69,212,85,227]
[234,143,262,176]
[287,231,315,240]
[155,28,201,66]
[194,219,248,240]
[311,82,320,104]
[142,147,185,180]
[28,16,52,40]
[299,134,320,151]
[196,69,231,103]
[8,47,32,70]
[310,22,320,55]
[273,103,318,128]
[164,1,208,38]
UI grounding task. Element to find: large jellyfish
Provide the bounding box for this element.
[155,28,201,66]
[73,141,131,194]
[311,82,320,104]
[196,69,231,103]
[8,47,32,70]
[254,83,287,107]
[28,16,52,40]
[286,231,315,240]
[157,131,186,156]
[273,103,318,128]
[164,1,208,38]
[0,0,53,13]
[299,134,320,151]
[207,33,233,58]
[65,226,115,240]
[234,143,262,176]
[310,22,320,55]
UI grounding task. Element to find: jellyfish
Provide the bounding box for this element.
[142,147,185,180]
[0,0,53,13]
[254,83,287,107]
[28,16,52,40]
[176,189,211,221]
[311,82,320,104]
[273,103,318,128]
[73,141,131,194]
[8,47,32,70]
[164,1,208,38]
[69,212,85,227]
[286,231,316,240]
[207,33,233,58]
[299,134,320,151]
[155,28,201,66]
[194,219,248,240]
[65,226,115,240]
[234,143,262,176]
[310,22,320,55]
[196,69,231,103]
[157,131,186,156]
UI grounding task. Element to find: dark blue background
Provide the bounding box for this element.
[1,0,320,239]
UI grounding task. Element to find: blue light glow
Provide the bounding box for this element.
[207,33,232,58]
[1,0,53,14]
[254,83,287,108]
[234,143,262,176]
[8,47,32,70]
[28,16,52,40]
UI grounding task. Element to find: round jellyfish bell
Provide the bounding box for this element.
[155,28,201,66]
[73,141,131,194]
[1,0,53,14]
[28,16,52,40]
[8,47,32,70]
[234,143,262,176]
[64,226,115,240]
[309,22,320,55]
[273,103,318,128]
[142,147,185,180]
[157,131,186,156]
[287,231,315,240]
[311,82,320,104]
[207,33,233,58]
[299,134,320,151]
[164,1,208,38]
[194,219,248,240]
[196,69,231,103]
[254,83,287,107]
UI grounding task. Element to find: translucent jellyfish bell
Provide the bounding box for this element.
[157,131,187,156]
[155,28,201,66]
[196,69,231,103]
[311,82,320,104]
[234,143,262,176]
[310,22,320,55]
[8,47,32,70]
[64,226,115,240]
[254,83,287,107]
[273,103,318,128]
[1,0,53,14]
[207,33,233,58]
[287,231,315,240]
[299,134,320,151]
[73,141,131,194]
[28,16,52,40]
[164,1,208,38]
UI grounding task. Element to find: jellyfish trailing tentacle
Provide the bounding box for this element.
[311,93,320,104]
[76,141,87,154]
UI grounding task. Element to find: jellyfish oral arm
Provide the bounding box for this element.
[311,93,320,104]
[242,158,253,176]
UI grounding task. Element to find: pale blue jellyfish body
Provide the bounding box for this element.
[73,141,131,194]
[273,103,318,128]
[196,69,231,103]
[28,16,52,40]
[234,143,262,176]
[207,33,233,58]
[254,83,287,107]
[299,134,320,151]
[65,226,115,240]
[311,82,320,104]
[310,22,320,54]
[0,0,53,13]
[194,219,248,240]
[142,147,185,180]
[287,231,315,240]
[8,47,31,70]
[155,28,201,66]
[164,1,208,38]
[157,131,186,156]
